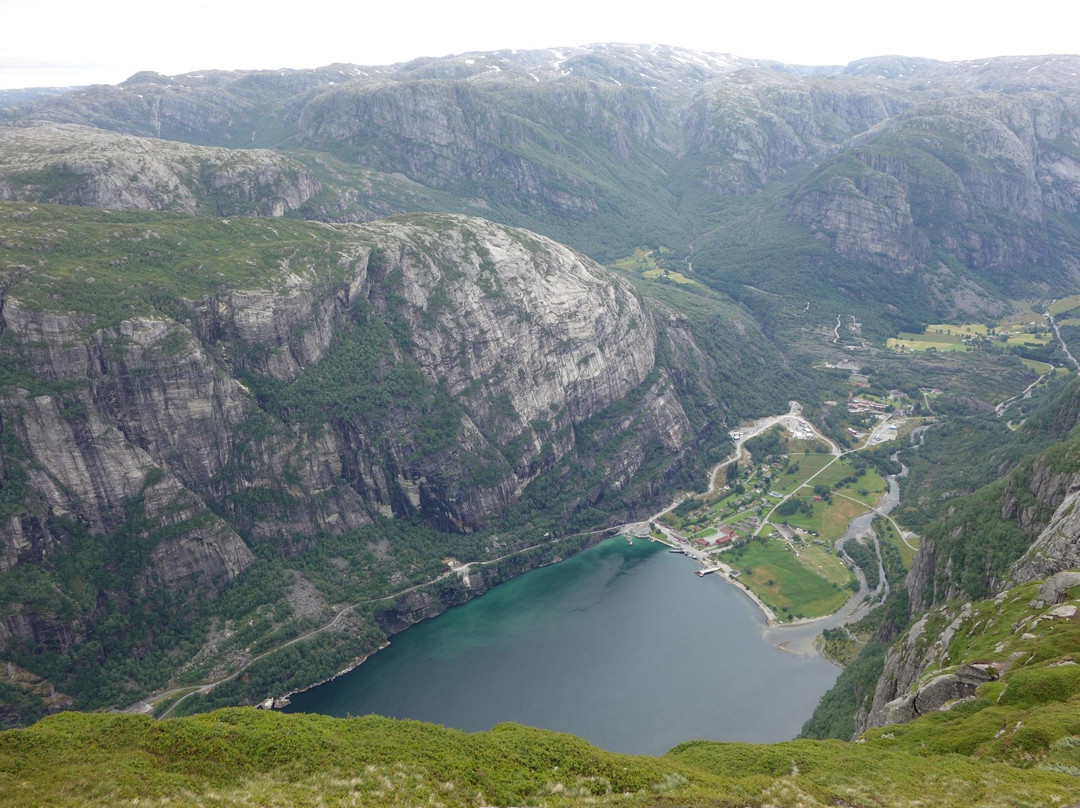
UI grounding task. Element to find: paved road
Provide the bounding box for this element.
[1047,312,1079,371]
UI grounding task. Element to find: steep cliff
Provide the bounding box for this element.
[790,91,1080,315]
[861,571,1080,734]
[857,407,1080,732]
[0,202,768,715]
[678,70,913,193]
[7,49,1080,323]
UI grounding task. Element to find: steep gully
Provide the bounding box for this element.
[137,402,908,717]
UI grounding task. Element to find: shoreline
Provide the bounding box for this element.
[269,642,391,708]
[642,401,907,655]
[145,402,896,716]
[148,529,617,718]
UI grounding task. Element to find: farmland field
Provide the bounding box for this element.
[724,539,853,619]
[1048,293,1080,315]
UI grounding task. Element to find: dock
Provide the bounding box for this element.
[694,566,725,577]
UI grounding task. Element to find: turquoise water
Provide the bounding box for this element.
[286,538,839,755]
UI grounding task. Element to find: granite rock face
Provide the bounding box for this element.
[868,664,998,728]
[680,71,913,193]
[861,420,1080,735]
[0,210,724,659]
[1010,484,1080,585]
[789,92,1080,314]
[7,50,1080,309]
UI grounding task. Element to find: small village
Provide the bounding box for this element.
[631,396,918,622]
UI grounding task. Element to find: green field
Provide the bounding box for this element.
[1005,331,1052,347]
[888,320,1052,354]
[924,323,989,337]
[641,267,701,287]
[773,493,871,541]
[771,452,837,494]
[609,247,704,288]
[887,332,969,352]
[804,458,862,489]
[608,246,662,272]
[1048,293,1080,315]
[1020,357,1055,375]
[834,467,888,505]
[873,515,918,570]
[725,539,853,619]
[795,542,854,588]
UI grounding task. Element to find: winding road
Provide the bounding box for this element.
[1047,312,1079,371]
[137,527,619,718]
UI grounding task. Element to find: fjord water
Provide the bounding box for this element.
[286,538,839,755]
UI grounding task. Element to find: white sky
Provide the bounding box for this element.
[3,0,1079,90]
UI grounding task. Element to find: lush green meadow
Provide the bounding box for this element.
[724,539,853,619]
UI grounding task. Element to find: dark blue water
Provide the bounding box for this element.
[286,537,838,755]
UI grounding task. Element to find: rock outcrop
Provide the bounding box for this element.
[860,405,1080,734]
[869,663,998,728]
[0,122,323,216]
[1010,484,1080,584]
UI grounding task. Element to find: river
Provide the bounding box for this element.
[285,537,840,755]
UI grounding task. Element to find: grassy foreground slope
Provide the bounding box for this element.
[0,706,1075,808]
[5,570,1080,808]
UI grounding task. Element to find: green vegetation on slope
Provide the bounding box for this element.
[0,204,349,328]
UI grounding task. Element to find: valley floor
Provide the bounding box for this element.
[639,400,908,642]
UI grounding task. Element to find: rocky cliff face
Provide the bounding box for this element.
[1010,452,1080,584]
[0,208,686,551]
[789,91,1080,314]
[294,76,667,215]
[0,204,738,708]
[8,49,1080,309]
[858,575,1080,734]
[679,71,913,193]
[904,426,1080,616]
[860,418,1080,733]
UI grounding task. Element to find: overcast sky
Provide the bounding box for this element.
[4,0,1079,89]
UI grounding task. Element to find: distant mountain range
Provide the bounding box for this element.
[4,46,1080,328]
